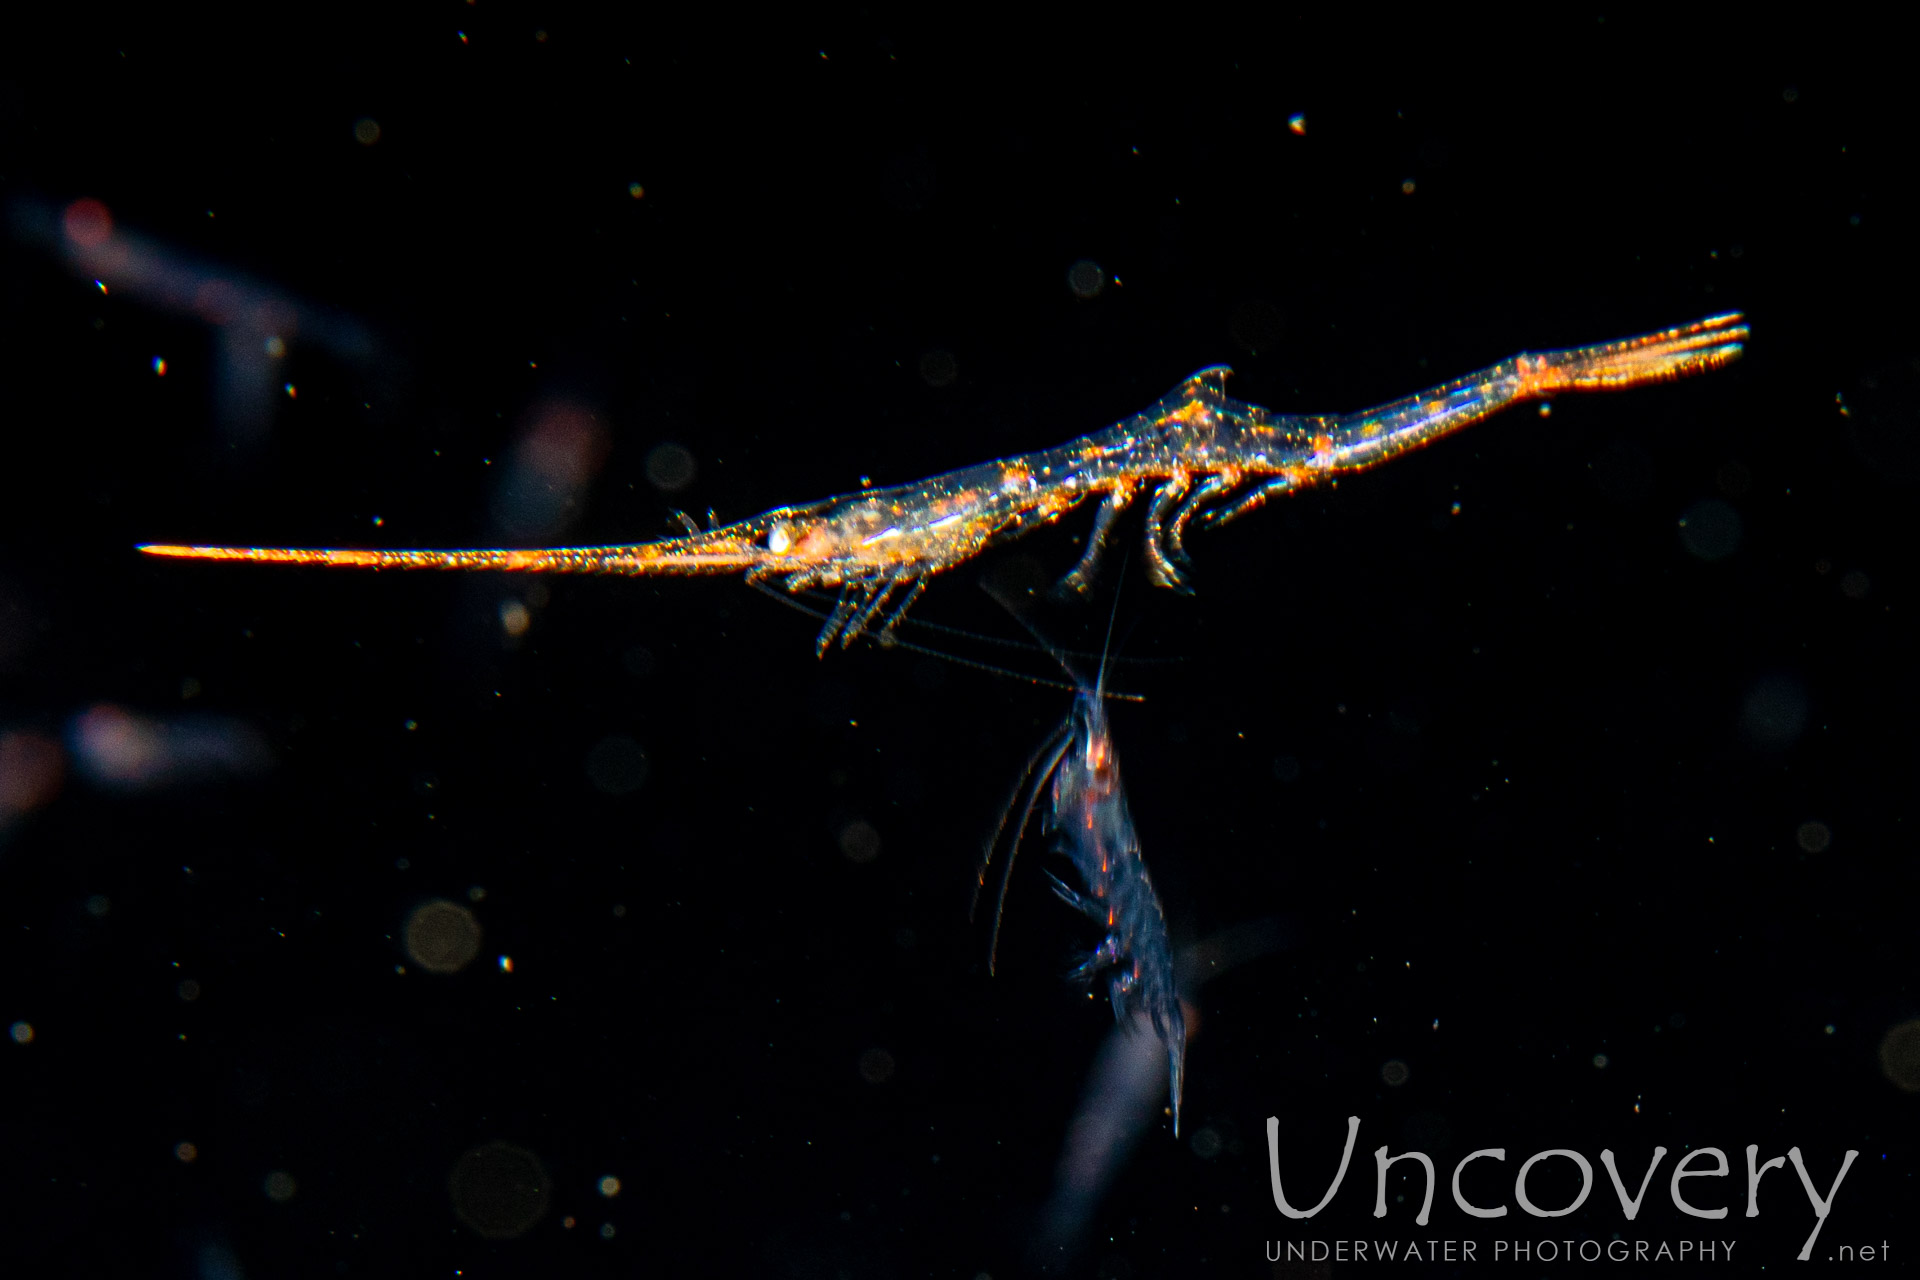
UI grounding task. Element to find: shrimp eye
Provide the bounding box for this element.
[767,522,793,554]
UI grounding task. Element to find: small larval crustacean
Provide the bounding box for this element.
[142,313,1748,652]
[973,597,1187,1135]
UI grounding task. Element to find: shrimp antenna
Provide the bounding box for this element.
[746,579,1137,699]
[971,724,1072,975]
[787,585,1180,670]
[1092,550,1131,707]
[978,580,1094,692]
[981,553,1139,700]
[965,576,1151,702]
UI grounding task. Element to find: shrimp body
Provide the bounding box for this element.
[142,313,1747,652]
[1044,688,1186,1137]
[978,672,1186,1135]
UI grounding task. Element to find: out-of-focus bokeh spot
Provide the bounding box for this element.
[0,729,65,820]
[262,1170,297,1202]
[25,194,375,438]
[1796,820,1831,853]
[643,442,696,494]
[67,704,271,791]
[1591,438,1655,506]
[174,1141,198,1163]
[493,402,609,539]
[1848,359,1920,482]
[9,1021,34,1045]
[1677,498,1741,561]
[1738,674,1808,750]
[499,598,532,638]
[67,702,268,790]
[1227,299,1287,357]
[597,1175,621,1197]
[1879,1019,1920,1092]
[858,1047,895,1084]
[62,197,113,248]
[404,899,483,975]
[838,819,881,863]
[584,734,648,795]
[917,349,958,388]
[1066,259,1105,299]
[1381,1059,1410,1086]
[196,1243,241,1280]
[353,117,381,145]
[449,1141,551,1240]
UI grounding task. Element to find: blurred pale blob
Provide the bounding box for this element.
[449,1141,551,1240]
[1036,917,1290,1255]
[404,899,483,975]
[67,704,270,791]
[61,197,113,248]
[1880,1019,1920,1092]
[1796,820,1832,853]
[1066,259,1105,299]
[584,735,648,796]
[837,819,881,863]
[1678,497,1742,561]
[29,195,375,438]
[1738,675,1808,750]
[493,402,610,539]
[0,729,65,818]
[643,442,696,493]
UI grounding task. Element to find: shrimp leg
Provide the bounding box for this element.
[1053,481,1136,597]
[1140,474,1192,593]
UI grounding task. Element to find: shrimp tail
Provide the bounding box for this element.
[1518,311,1749,393]
[1168,1029,1186,1138]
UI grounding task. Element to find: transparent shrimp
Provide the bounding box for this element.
[975,627,1185,1136]
[142,313,1748,653]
